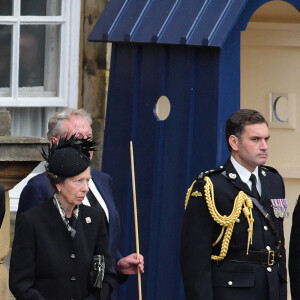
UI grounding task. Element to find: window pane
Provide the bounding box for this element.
[0,0,13,16]
[19,25,60,97]
[0,25,12,96]
[21,0,62,16]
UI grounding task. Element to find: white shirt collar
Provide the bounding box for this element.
[82,179,109,222]
[230,156,259,184]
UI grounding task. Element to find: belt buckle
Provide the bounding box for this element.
[268,250,275,266]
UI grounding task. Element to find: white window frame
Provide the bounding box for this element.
[0,0,81,108]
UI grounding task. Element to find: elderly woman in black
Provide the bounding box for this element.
[9,137,116,300]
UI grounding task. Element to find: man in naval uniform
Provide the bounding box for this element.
[181,109,287,300]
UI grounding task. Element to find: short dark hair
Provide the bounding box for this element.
[225,109,268,151]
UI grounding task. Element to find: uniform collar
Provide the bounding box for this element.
[230,156,259,184]
[230,156,261,194]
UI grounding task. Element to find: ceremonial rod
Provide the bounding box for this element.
[130,141,142,300]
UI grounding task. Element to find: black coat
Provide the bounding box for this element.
[9,199,116,300]
[17,170,122,266]
[17,170,126,299]
[289,196,300,299]
[180,160,287,300]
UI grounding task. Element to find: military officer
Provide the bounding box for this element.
[180,109,287,300]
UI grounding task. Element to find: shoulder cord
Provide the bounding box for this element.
[184,180,196,210]
[204,176,254,261]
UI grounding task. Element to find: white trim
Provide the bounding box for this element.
[0,97,68,107]
[0,17,67,23]
[12,21,19,100]
[60,4,69,105]
[68,0,81,108]
[0,17,18,23]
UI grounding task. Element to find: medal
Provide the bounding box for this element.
[281,198,289,218]
[270,199,289,218]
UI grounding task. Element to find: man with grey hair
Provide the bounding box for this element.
[17,108,144,297]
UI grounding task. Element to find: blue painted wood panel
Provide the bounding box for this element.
[102,43,224,300]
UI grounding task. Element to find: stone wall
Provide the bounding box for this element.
[79,0,110,170]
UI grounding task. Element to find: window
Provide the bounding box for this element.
[0,0,80,132]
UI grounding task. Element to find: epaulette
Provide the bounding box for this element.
[185,165,225,209]
[261,165,279,174]
[198,165,225,179]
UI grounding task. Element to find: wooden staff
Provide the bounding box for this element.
[130,141,142,300]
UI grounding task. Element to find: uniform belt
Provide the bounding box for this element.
[225,249,280,266]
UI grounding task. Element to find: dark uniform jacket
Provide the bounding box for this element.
[181,159,287,300]
[289,196,300,299]
[10,199,116,300]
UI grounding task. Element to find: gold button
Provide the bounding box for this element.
[266,246,271,251]
[267,267,272,272]
[228,281,233,286]
[264,226,268,231]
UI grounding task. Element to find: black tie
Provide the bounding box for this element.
[86,190,109,231]
[250,174,260,200]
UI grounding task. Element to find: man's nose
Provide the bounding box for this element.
[260,139,268,150]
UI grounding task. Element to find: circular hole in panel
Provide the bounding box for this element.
[153,96,171,121]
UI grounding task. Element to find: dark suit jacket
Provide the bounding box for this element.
[181,160,287,300]
[0,184,5,228]
[10,199,116,300]
[17,170,122,265]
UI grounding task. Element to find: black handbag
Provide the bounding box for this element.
[89,255,105,290]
